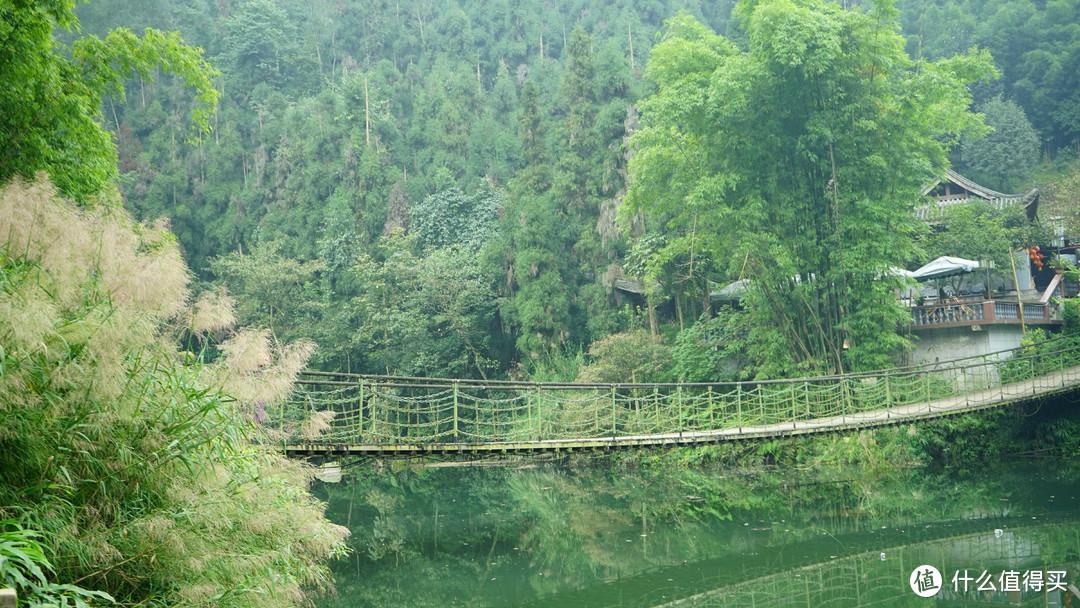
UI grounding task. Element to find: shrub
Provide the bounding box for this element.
[577,329,672,384]
[0,177,347,608]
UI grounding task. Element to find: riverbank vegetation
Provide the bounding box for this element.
[0,176,348,608]
[1,3,348,606]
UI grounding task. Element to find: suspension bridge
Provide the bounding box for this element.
[282,334,1080,457]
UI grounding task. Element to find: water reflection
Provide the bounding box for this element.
[315,464,1080,607]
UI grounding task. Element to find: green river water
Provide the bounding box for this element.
[315,460,1080,607]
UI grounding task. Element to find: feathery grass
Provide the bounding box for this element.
[0,176,347,608]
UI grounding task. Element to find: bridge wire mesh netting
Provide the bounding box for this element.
[284,334,1080,446]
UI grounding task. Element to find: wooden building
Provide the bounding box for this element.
[917,169,1039,221]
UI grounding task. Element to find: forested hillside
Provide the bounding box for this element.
[70,0,1079,378]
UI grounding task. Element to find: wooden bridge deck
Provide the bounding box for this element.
[285,363,1080,457]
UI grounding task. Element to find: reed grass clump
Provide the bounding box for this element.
[0,176,348,608]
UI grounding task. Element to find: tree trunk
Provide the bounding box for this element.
[701,275,711,320]
[675,291,684,331]
[647,293,659,337]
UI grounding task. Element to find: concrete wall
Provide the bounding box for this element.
[909,325,1024,366]
[908,325,1025,390]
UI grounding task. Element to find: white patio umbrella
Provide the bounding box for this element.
[909,256,980,281]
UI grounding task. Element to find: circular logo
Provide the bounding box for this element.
[910,565,943,597]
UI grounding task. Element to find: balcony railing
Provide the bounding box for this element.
[910,299,1056,329]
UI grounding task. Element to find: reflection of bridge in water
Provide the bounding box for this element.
[519,516,1080,608]
[284,335,1080,457]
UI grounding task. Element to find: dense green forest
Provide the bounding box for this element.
[4,1,1080,605]
[60,0,1080,379]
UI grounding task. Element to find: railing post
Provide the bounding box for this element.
[534,383,541,440]
[999,361,1005,401]
[611,385,617,438]
[452,380,459,442]
[358,378,364,442]
[884,375,892,419]
[394,383,401,444]
[528,389,534,440]
[791,383,797,430]
[737,383,743,433]
[595,387,602,436]
[840,378,847,426]
[1031,358,1036,394]
[653,386,660,432]
[804,382,811,420]
[924,372,931,414]
[371,381,379,443]
[962,366,969,408]
[535,384,544,442]
[1,588,15,608]
[677,385,684,435]
[708,386,714,429]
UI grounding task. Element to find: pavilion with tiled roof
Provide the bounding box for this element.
[917,169,1039,221]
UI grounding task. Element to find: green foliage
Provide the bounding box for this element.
[960,97,1040,191]
[0,522,115,608]
[626,2,996,375]
[0,2,218,203]
[899,0,1080,151]
[222,0,313,92]
[0,178,347,608]
[1061,297,1080,334]
[518,347,587,382]
[1040,160,1080,241]
[999,329,1080,383]
[59,0,1080,385]
[409,184,501,251]
[577,329,673,383]
[66,0,669,371]
[903,410,1019,471]
[209,240,327,343]
[918,201,1052,277]
[353,232,498,378]
[671,309,752,382]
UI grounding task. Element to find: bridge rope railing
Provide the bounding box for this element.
[283,333,1080,446]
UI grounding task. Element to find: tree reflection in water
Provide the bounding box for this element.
[314,463,1080,607]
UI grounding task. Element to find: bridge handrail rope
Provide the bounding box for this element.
[284,333,1080,448]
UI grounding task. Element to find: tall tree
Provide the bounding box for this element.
[960,97,1040,192]
[626,5,996,375]
[0,1,218,202]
